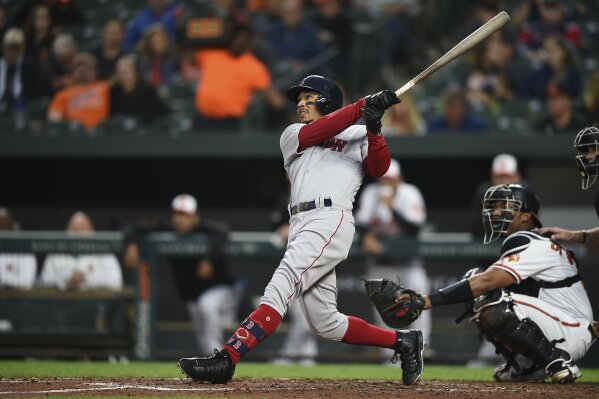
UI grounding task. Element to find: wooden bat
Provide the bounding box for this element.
[395,11,511,97]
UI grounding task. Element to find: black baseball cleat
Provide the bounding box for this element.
[545,351,581,384]
[391,329,424,385]
[178,349,236,384]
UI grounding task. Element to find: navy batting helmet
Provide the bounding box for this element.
[286,75,343,115]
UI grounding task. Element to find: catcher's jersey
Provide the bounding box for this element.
[355,182,426,237]
[280,123,368,211]
[491,231,593,322]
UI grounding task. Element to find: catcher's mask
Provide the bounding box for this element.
[482,184,541,244]
[574,126,599,190]
[286,75,343,115]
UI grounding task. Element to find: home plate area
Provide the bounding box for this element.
[1,378,598,398]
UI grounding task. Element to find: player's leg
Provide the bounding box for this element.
[471,291,592,383]
[178,209,352,382]
[300,268,424,385]
[274,301,318,364]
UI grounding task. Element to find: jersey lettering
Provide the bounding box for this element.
[320,138,347,152]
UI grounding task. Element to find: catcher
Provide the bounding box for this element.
[365,184,597,383]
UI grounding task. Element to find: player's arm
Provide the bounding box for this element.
[537,226,599,249]
[421,267,516,310]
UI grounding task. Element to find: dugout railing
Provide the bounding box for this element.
[1,231,597,366]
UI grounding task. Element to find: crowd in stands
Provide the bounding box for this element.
[0,0,597,135]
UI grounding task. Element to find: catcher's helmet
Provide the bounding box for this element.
[286,75,343,115]
[481,184,541,244]
[574,126,599,190]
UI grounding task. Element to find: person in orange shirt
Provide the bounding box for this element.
[47,52,109,131]
[194,24,285,131]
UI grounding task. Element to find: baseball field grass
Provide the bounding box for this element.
[1,361,598,398]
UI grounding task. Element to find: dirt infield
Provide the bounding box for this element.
[1,378,598,398]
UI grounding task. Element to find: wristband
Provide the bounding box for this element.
[428,279,474,307]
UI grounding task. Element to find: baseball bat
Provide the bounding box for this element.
[395,11,511,97]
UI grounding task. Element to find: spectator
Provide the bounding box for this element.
[266,0,326,75]
[23,4,55,64]
[355,159,431,358]
[92,19,125,80]
[381,92,425,136]
[110,55,170,123]
[123,194,236,356]
[47,52,110,131]
[583,71,599,125]
[11,0,84,29]
[427,90,487,133]
[194,24,285,131]
[314,0,353,87]
[534,80,586,135]
[465,32,518,108]
[521,35,582,99]
[38,211,123,291]
[137,24,177,98]
[0,28,51,116]
[0,207,37,290]
[48,33,78,93]
[124,0,182,51]
[518,0,582,64]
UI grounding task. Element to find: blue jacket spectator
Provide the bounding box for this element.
[427,90,487,134]
[123,0,182,51]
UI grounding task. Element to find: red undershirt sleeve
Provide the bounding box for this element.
[363,133,391,177]
[297,98,366,151]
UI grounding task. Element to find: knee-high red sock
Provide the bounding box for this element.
[341,316,396,348]
[223,304,282,364]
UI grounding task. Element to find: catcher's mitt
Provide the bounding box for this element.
[364,278,425,328]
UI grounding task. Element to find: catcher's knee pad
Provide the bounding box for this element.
[471,290,518,334]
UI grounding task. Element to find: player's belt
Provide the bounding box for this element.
[289,198,332,216]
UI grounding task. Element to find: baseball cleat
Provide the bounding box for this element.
[492,363,546,383]
[545,358,581,383]
[391,329,424,385]
[178,349,235,384]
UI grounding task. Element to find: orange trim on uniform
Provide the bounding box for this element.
[513,299,581,327]
[492,263,522,283]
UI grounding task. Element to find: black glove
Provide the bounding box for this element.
[362,106,383,133]
[364,278,425,328]
[364,90,401,110]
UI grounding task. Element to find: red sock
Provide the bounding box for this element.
[341,316,396,348]
[223,304,282,364]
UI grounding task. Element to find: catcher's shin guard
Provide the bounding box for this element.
[473,293,579,383]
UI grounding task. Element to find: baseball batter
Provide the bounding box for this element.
[179,75,424,385]
[374,184,594,383]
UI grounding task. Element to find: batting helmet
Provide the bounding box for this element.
[574,126,599,190]
[286,75,343,115]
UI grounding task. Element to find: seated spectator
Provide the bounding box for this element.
[137,24,177,98]
[24,4,55,64]
[0,28,51,116]
[521,35,582,99]
[583,71,599,125]
[110,55,170,123]
[465,32,518,108]
[92,19,125,80]
[265,0,326,75]
[47,52,109,131]
[381,92,426,136]
[38,211,123,291]
[0,207,37,290]
[124,0,182,51]
[194,24,285,131]
[534,80,586,135]
[427,90,487,134]
[48,33,78,93]
[518,0,582,64]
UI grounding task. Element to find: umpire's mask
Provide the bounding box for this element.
[481,184,522,244]
[574,126,599,190]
